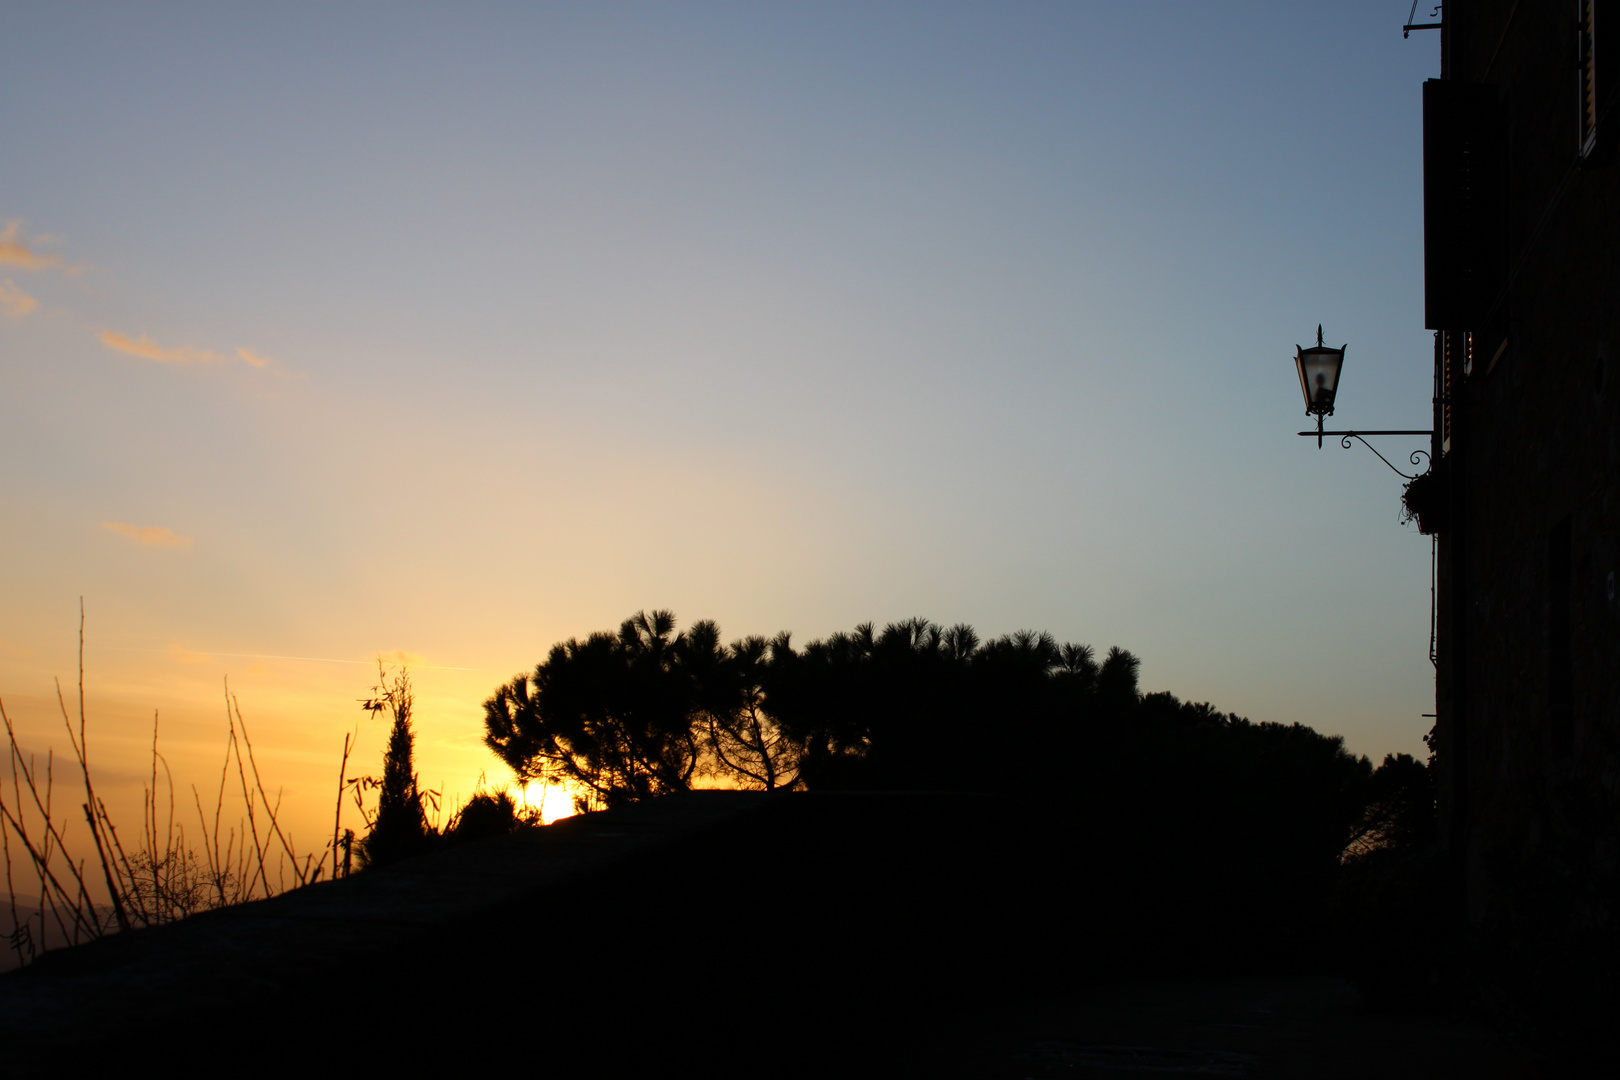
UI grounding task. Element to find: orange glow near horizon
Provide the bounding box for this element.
[0,627,572,884]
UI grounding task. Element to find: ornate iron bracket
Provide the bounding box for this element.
[1403,1,1442,37]
[1296,427,1434,479]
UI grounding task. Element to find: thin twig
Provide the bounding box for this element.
[191,784,223,904]
[225,690,272,901]
[8,748,72,952]
[81,803,128,932]
[0,801,97,940]
[3,708,98,930]
[230,695,305,886]
[212,720,233,900]
[5,736,73,948]
[333,731,352,881]
[2,790,32,966]
[96,800,151,928]
[148,711,160,858]
[53,609,129,933]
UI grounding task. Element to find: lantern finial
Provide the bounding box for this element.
[1317,324,1324,347]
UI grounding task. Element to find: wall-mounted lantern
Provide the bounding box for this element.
[1291,323,1432,476]
[1295,325,1347,447]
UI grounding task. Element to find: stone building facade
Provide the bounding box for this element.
[1428,1,1618,928]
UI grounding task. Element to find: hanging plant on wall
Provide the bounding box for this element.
[1401,459,1449,534]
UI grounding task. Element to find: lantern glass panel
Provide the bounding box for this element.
[1295,345,1345,415]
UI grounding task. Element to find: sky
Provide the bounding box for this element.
[1,2,1442,851]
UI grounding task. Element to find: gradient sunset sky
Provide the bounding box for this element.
[2,3,1440,843]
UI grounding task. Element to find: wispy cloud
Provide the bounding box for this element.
[167,643,211,665]
[100,521,193,548]
[0,279,37,318]
[0,221,67,271]
[99,329,219,365]
[236,346,273,368]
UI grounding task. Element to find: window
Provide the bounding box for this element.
[1579,0,1598,158]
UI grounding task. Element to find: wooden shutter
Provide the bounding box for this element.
[1579,0,1598,158]
[1423,80,1506,331]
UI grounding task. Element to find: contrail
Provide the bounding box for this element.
[103,647,477,671]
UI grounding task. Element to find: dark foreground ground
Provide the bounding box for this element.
[855,975,1534,1079]
[0,792,1530,1077]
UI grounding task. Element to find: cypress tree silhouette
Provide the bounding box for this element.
[359,666,433,867]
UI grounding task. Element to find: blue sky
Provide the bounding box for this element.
[1,3,1441,832]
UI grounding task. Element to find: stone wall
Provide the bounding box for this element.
[1434,0,1620,929]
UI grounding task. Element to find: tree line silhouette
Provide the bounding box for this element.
[340,609,1436,986]
[481,610,1164,806]
[477,610,1435,975]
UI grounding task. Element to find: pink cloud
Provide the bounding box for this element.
[0,221,66,270]
[100,522,193,549]
[0,279,37,318]
[100,329,219,365]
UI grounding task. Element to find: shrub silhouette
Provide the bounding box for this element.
[445,791,523,844]
[1332,753,1439,1009]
